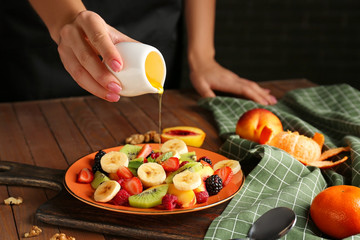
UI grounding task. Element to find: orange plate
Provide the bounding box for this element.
[64,144,245,215]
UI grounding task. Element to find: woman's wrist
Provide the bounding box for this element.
[187,47,215,71]
[29,0,86,44]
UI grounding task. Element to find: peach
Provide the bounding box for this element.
[236,108,283,143]
[108,172,120,181]
[193,181,206,193]
[167,183,196,208]
[198,161,214,180]
[161,126,206,147]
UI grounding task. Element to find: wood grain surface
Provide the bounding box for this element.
[0,79,316,240]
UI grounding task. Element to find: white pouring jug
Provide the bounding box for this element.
[107,42,166,97]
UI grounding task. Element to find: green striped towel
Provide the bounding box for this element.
[198,84,360,240]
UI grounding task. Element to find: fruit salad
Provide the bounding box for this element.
[76,139,241,210]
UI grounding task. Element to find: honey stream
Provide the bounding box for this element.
[145,50,165,148]
[158,93,162,148]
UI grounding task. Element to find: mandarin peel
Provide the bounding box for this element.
[263,130,350,169]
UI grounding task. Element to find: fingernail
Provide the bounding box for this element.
[106,92,120,102]
[110,59,122,72]
[108,82,122,94]
[271,96,278,104]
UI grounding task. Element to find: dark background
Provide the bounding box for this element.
[182,0,360,90]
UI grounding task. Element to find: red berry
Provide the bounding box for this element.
[117,178,125,185]
[200,160,212,168]
[120,177,143,195]
[136,144,153,158]
[179,161,189,168]
[198,156,212,166]
[195,191,209,204]
[161,157,180,172]
[76,168,94,183]
[214,166,233,186]
[112,189,130,206]
[150,152,161,160]
[162,194,178,210]
[117,165,134,179]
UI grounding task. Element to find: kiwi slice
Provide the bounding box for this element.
[165,162,202,184]
[128,157,144,169]
[129,184,169,208]
[179,151,197,162]
[156,151,174,163]
[91,171,110,189]
[119,144,142,160]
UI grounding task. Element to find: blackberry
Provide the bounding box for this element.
[199,156,212,166]
[205,175,223,196]
[92,150,106,174]
[95,150,106,161]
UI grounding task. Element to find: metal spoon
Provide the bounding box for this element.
[232,207,297,240]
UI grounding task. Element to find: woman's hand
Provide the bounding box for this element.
[185,0,277,105]
[57,11,135,102]
[189,59,277,105]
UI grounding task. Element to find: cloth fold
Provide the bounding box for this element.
[199,84,360,239]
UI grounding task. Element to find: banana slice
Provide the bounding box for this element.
[137,162,166,187]
[213,160,241,174]
[93,180,120,202]
[172,169,201,191]
[100,151,129,173]
[161,139,188,155]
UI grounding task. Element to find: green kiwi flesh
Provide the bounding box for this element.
[91,171,110,189]
[128,184,169,208]
[119,144,142,160]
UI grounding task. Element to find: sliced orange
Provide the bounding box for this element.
[266,131,351,169]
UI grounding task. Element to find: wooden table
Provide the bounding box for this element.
[0,79,316,240]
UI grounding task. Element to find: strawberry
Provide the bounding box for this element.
[108,172,120,181]
[77,168,94,183]
[136,144,153,158]
[117,165,134,179]
[121,177,143,195]
[214,166,233,187]
[161,157,179,172]
[198,156,212,166]
[200,160,212,168]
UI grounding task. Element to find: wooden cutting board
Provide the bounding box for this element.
[0,161,225,239]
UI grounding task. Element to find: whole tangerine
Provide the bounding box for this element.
[310,185,360,239]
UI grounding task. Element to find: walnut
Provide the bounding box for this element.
[153,132,161,143]
[125,134,145,144]
[50,233,75,240]
[144,131,161,143]
[24,225,42,238]
[125,131,161,144]
[4,197,23,205]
